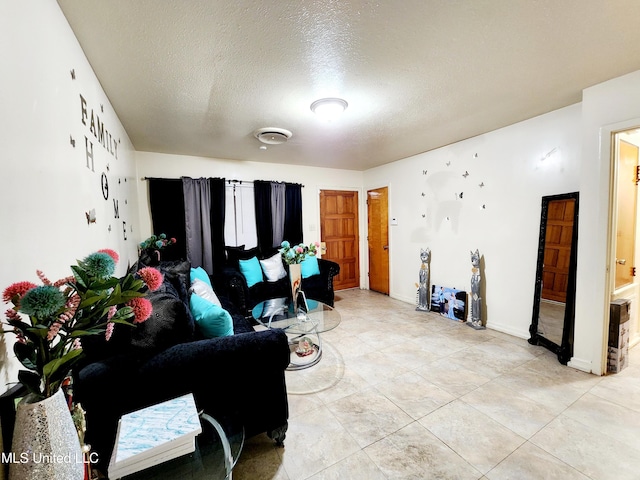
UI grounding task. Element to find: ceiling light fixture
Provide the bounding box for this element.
[310,98,348,121]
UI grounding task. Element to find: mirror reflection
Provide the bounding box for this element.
[529,192,579,364]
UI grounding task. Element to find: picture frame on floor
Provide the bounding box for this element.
[431,285,467,321]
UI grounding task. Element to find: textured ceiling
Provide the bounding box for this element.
[57,0,640,171]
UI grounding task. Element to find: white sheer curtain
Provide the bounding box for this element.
[224,183,257,249]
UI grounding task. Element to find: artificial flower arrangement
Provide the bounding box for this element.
[1,249,163,400]
[279,240,320,264]
[139,233,177,265]
[139,233,176,252]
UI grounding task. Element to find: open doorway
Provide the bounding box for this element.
[609,128,640,362]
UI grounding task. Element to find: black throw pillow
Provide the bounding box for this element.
[129,282,195,355]
[226,245,260,269]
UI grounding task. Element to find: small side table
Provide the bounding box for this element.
[115,412,244,479]
[251,297,341,370]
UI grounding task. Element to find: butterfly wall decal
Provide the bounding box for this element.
[85,209,96,225]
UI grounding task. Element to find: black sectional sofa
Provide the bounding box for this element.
[72,260,291,472]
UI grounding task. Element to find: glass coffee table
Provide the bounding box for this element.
[251,297,341,370]
[119,413,244,479]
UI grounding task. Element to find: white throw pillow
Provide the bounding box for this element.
[260,253,287,282]
[189,278,222,307]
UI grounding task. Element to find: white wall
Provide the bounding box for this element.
[135,152,364,269]
[0,2,139,394]
[364,105,582,339]
[573,70,640,375]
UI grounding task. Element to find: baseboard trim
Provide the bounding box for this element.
[567,357,594,374]
[485,321,529,340]
[390,293,415,305]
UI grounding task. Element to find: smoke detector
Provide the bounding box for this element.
[253,127,292,145]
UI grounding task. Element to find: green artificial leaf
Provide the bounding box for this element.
[91,277,119,291]
[7,318,33,332]
[25,326,49,340]
[71,265,89,289]
[18,370,42,397]
[70,329,103,337]
[110,307,134,321]
[43,348,83,379]
[128,279,145,292]
[116,291,145,303]
[14,341,37,370]
[110,317,136,326]
[78,296,105,310]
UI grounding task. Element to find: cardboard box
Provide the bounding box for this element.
[608,299,631,374]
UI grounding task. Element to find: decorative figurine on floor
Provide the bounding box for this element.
[468,249,486,330]
[416,248,431,311]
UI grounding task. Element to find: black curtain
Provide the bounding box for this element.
[148,177,226,268]
[284,183,303,245]
[209,178,226,273]
[254,180,273,254]
[148,178,187,261]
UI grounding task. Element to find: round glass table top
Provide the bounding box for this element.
[251,297,341,334]
[121,413,244,479]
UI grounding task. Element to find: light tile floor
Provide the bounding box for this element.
[233,289,640,480]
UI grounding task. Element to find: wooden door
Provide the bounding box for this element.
[541,198,575,303]
[367,187,389,295]
[615,140,638,289]
[319,190,359,290]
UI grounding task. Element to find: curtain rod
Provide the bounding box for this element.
[141,176,304,187]
[227,179,304,187]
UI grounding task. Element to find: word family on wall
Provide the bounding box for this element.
[72,68,134,244]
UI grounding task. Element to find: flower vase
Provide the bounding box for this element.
[289,263,302,313]
[10,388,84,480]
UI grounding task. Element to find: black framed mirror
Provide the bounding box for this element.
[528,192,579,364]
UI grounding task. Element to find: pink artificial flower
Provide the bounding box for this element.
[105,322,115,341]
[107,305,117,321]
[5,308,21,322]
[2,281,38,304]
[127,297,153,324]
[295,247,304,254]
[314,241,320,247]
[36,270,52,286]
[58,294,81,323]
[170,238,177,244]
[98,249,120,264]
[137,267,164,292]
[53,276,75,288]
[46,321,62,341]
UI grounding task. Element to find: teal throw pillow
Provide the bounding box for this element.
[239,256,263,287]
[301,256,321,278]
[190,266,212,287]
[189,293,234,338]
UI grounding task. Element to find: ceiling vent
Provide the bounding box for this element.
[253,127,292,145]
